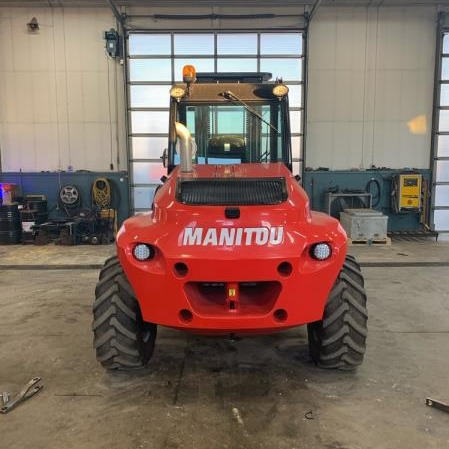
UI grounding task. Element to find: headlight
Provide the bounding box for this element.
[133,243,155,261]
[170,85,186,99]
[272,84,289,98]
[310,243,332,261]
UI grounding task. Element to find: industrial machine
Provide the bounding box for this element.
[92,66,368,371]
[391,172,422,213]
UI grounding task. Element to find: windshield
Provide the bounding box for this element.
[170,100,290,167]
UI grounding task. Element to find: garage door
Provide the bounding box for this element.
[433,31,449,233]
[126,31,305,213]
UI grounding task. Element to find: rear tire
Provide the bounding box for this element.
[307,255,368,370]
[93,256,157,370]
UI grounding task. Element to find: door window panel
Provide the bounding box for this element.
[292,136,302,160]
[435,185,449,207]
[130,85,171,108]
[437,135,449,157]
[132,162,166,184]
[260,59,302,81]
[260,33,302,55]
[434,210,449,231]
[290,110,302,133]
[436,160,449,182]
[444,34,449,54]
[129,59,172,82]
[129,34,171,55]
[132,137,167,159]
[217,34,257,55]
[287,84,303,108]
[440,84,449,107]
[439,110,449,132]
[174,34,214,55]
[217,59,258,72]
[131,111,169,134]
[442,58,449,80]
[293,161,303,177]
[133,186,158,209]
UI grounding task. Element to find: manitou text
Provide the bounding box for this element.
[181,227,284,246]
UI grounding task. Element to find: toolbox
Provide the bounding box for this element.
[340,208,388,241]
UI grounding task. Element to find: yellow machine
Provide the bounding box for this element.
[391,173,422,213]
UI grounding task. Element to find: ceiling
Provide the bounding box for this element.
[0,0,447,7]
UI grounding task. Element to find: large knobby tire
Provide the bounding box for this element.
[307,255,368,370]
[92,256,157,370]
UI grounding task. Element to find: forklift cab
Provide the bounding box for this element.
[167,66,292,173]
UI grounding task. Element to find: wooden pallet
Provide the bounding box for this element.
[347,237,391,246]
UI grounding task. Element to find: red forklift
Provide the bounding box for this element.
[93,66,367,371]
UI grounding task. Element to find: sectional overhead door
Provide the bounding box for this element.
[126,31,305,213]
[433,31,449,233]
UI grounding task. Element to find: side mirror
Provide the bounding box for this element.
[161,148,168,168]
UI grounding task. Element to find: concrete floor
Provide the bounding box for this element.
[1,240,449,449]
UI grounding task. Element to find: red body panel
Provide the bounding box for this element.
[117,163,347,335]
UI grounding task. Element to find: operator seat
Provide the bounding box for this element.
[207,135,247,163]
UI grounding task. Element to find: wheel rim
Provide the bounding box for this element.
[60,186,80,205]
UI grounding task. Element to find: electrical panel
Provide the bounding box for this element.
[391,173,422,213]
[104,29,120,58]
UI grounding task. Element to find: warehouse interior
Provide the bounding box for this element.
[1,1,449,448]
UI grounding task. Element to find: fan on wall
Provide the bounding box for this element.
[325,191,373,218]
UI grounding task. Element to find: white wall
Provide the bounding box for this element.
[0,7,126,172]
[0,5,439,172]
[307,6,436,170]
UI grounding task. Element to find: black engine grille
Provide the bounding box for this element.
[176,177,288,206]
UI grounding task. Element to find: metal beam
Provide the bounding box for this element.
[306,0,322,25]
[105,0,125,25]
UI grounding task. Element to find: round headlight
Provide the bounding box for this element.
[170,85,186,99]
[133,243,155,261]
[311,243,332,261]
[272,84,289,97]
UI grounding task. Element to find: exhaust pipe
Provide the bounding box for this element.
[175,122,193,173]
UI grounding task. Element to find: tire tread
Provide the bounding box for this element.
[92,256,157,370]
[308,255,368,370]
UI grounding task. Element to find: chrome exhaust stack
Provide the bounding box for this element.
[175,122,193,173]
